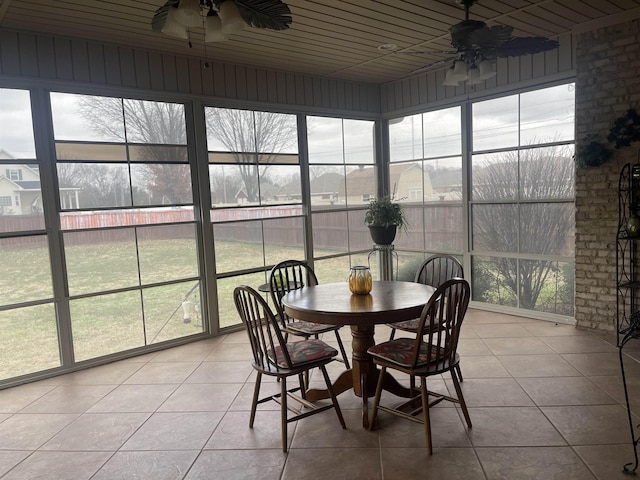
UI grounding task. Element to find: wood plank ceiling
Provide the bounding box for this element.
[0,0,639,84]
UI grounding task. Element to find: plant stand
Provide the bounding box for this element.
[367,244,398,281]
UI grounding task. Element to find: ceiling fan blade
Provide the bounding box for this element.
[495,37,560,57]
[151,0,179,33]
[409,56,457,75]
[231,0,292,30]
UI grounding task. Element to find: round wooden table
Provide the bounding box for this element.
[281,280,435,428]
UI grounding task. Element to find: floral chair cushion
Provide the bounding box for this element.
[269,339,338,368]
[288,320,336,334]
[368,338,444,367]
[388,318,420,332]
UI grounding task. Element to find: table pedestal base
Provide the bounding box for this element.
[305,324,417,428]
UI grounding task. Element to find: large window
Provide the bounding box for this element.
[50,93,203,361]
[470,84,575,316]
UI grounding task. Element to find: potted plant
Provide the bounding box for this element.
[364,194,407,245]
[574,134,612,168]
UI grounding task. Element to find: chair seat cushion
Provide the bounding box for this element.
[387,318,419,332]
[270,339,338,368]
[288,320,339,334]
[368,338,444,367]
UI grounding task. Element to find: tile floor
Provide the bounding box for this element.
[1,309,639,479]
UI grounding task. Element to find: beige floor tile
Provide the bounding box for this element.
[0,383,56,413]
[123,362,201,384]
[376,406,471,448]
[458,356,511,378]
[93,450,199,480]
[516,377,617,406]
[1,451,112,480]
[56,362,143,385]
[184,361,253,384]
[465,312,525,325]
[284,448,382,480]
[445,378,534,407]
[497,354,581,377]
[458,338,493,356]
[185,450,285,480]
[292,408,378,449]
[459,325,480,339]
[589,374,640,413]
[483,337,555,356]
[574,444,639,480]
[87,384,179,413]
[470,324,533,338]
[158,383,243,412]
[228,382,283,411]
[381,447,485,480]
[522,322,587,337]
[204,343,253,361]
[205,410,297,450]
[0,451,31,477]
[541,405,634,445]
[219,331,250,344]
[150,341,219,362]
[465,407,566,447]
[0,413,78,449]
[540,335,618,354]
[122,411,224,450]
[476,446,595,480]
[40,412,150,451]
[561,352,626,377]
[19,385,115,413]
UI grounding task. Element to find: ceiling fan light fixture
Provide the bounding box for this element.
[443,67,460,87]
[467,66,483,85]
[205,10,228,42]
[219,1,246,35]
[161,8,190,39]
[478,60,496,80]
[452,61,468,81]
[173,0,202,28]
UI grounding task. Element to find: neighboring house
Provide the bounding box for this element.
[340,163,434,204]
[277,172,344,204]
[0,149,81,214]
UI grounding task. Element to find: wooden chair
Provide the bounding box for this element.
[387,254,464,384]
[269,260,350,369]
[368,278,472,454]
[233,285,346,452]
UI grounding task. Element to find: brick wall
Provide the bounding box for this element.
[575,19,640,331]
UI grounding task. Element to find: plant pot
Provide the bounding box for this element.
[368,225,397,245]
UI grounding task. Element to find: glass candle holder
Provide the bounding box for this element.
[348,266,372,294]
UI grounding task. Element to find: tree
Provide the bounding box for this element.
[472,145,574,311]
[205,108,297,202]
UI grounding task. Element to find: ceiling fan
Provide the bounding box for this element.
[405,0,560,86]
[152,0,291,44]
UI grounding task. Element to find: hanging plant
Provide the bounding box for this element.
[608,108,640,149]
[574,134,612,168]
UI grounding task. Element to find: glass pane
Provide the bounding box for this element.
[214,220,264,273]
[346,165,376,206]
[0,304,60,379]
[472,153,518,201]
[71,291,144,361]
[260,165,300,205]
[0,88,35,157]
[55,142,127,162]
[520,203,575,256]
[309,165,345,208]
[389,113,422,162]
[0,163,45,231]
[143,281,203,344]
[473,95,519,151]
[60,207,194,230]
[253,111,298,154]
[520,260,574,315]
[230,163,259,205]
[64,229,138,296]
[312,211,349,256]
[263,217,305,267]
[131,163,193,206]
[313,256,351,284]
[393,205,424,251]
[138,224,199,285]
[424,106,461,157]
[129,145,188,162]
[396,252,425,282]
[343,119,375,164]
[348,209,370,251]
[472,204,518,253]
[123,100,186,144]
[425,157,462,203]
[424,205,464,253]
[520,146,575,200]
[57,163,131,209]
[0,236,53,305]
[308,117,343,164]
[210,206,301,222]
[471,255,517,307]
[50,93,125,142]
[210,164,243,206]
[521,84,575,144]
[205,107,256,152]
[218,272,267,328]
[391,162,425,203]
